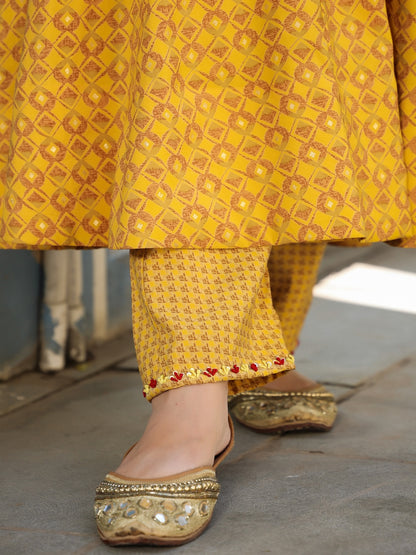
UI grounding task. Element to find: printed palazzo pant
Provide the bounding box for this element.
[130,243,325,401]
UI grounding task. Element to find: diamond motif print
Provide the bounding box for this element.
[0,0,415,249]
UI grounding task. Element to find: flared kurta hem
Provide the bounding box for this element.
[1,0,416,250]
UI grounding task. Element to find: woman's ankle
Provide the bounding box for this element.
[114,382,230,479]
[151,383,229,440]
[263,370,318,392]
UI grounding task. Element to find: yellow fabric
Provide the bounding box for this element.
[390,1,416,248]
[269,243,326,353]
[130,246,293,400]
[1,0,416,249]
[130,244,323,401]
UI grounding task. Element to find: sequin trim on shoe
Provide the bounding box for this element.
[228,385,337,433]
[94,418,234,546]
[95,468,220,546]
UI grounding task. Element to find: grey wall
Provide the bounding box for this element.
[0,251,42,379]
[0,250,132,380]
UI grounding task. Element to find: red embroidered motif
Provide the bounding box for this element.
[170,371,184,382]
[203,368,218,377]
[231,365,240,373]
[250,363,258,371]
[149,378,158,388]
[142,391,147,398]
[274,357,285,366]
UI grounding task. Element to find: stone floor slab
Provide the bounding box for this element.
[0,530,94,555]
[114,357,138,371]
[282,358,416,463]
[318,244,384,279]
[211,453,416,555]
[0,372,148,538]
[300,243,416,387]
[0,333,135,417]
[295,297,416,386]
[366,243,416,273]
[319,243,416,279]
[1,367,415,555]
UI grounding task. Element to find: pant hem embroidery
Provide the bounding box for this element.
[142,354,295,399]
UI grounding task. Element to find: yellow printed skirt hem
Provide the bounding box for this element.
[1,0,416,250]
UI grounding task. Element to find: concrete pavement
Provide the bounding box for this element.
[1,244,415,554]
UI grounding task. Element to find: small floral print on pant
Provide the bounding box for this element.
[130,246,305,401]
[268,243,326,353]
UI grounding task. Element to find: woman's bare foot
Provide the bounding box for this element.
[263,369,319,392]
[114,382,230,480]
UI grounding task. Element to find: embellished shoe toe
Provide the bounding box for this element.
[229,385,337,433]
[94,417,234,546]
[95,468,220,546]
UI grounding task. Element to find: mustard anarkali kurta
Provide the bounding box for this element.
[0,0,415,250]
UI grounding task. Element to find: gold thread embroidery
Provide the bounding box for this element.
[142,355,295,397]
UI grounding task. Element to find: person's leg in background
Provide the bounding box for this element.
[229,243,338,433]
[95,246,295,546]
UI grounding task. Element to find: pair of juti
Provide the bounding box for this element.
[1,0,416,547]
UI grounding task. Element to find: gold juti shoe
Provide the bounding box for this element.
[94,417,234,546]
[229,385,337,434]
